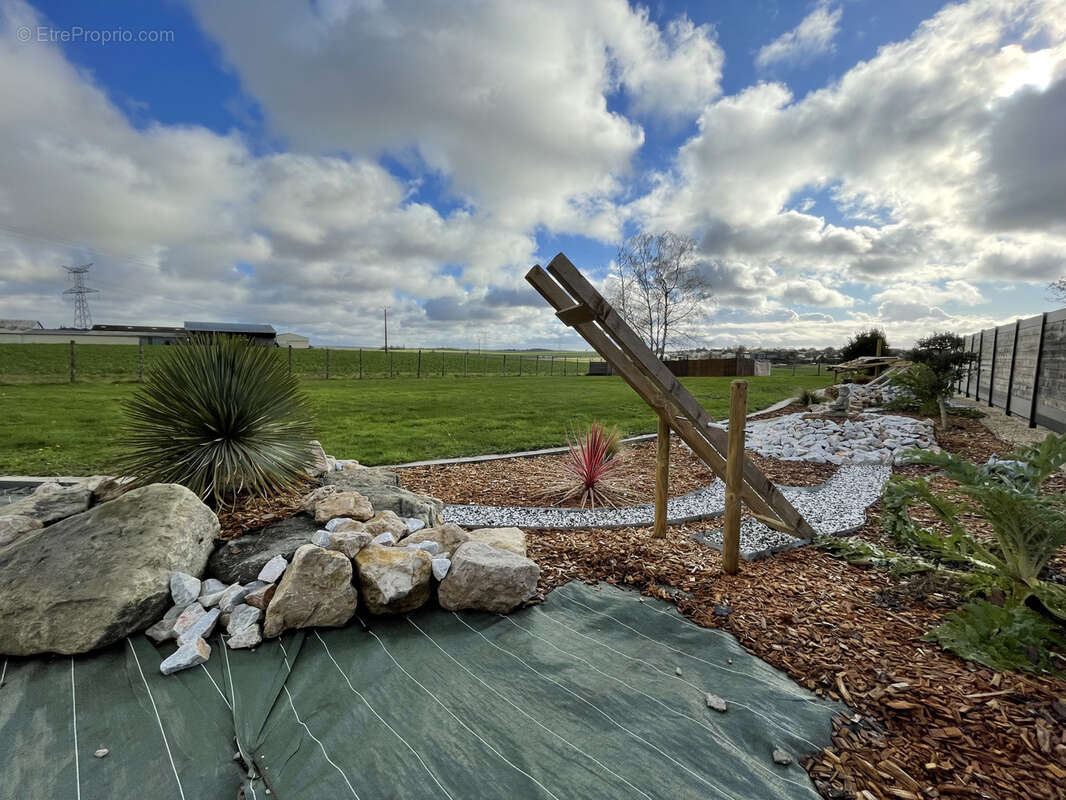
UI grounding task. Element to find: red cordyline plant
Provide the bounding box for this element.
[543,422,630,508]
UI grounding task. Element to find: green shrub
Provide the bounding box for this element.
[927,600,1066,675]
[120,335,314,505]
[796,386,820,406]
[889,363,941,416]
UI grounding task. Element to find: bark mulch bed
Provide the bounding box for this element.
[526,519,1066,800]
[215,481,311,541]
[399,435,836,508]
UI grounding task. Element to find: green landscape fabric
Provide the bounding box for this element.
[0,583,842,799]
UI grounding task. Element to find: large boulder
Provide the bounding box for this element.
[0,484,219,656]
[438,542,539,614]
[263,545,357,637]
[354,545,432,615]
[0,515,42,549]
[312,491,373,524]
[401,523,469,556]
[362,511,408,539]
[322,469,442,528]
[468,527,527,557]
[0,486,91,526]
[207,514,318,584]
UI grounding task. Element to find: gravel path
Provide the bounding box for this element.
[443,464,891,559]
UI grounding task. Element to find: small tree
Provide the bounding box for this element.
[609,232,712,359]
[906,331,976,429]
[840,328,887,362]
[1051,278,1066,303]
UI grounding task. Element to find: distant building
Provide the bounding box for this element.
[184,322,277,346]
[92,324,185,345]
[276,332,310,349]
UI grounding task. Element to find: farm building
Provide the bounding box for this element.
[276,332,310,348]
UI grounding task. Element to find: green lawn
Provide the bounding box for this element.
[0,374,830,476]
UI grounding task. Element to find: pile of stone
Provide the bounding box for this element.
[740,412,938,465]
[144,484,540,675]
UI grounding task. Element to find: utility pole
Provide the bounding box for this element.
[383,306,390,354]
[62,263,97,330]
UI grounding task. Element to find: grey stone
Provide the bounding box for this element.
[0,515,42,549]
[145,604,184,644]
[322,469,442,528]
[323,530,372,559]
[263,545,357,637]
[199,578,226,599]
[170,572,201,607]
[32,481,63,496]
[705,693,727,712]
[324,517,353,532]
[227,624,261,650]
[408,540,440,555]
[406,518,426,534]
[0,486,92,526]
[177,607,219,646]
[206,513,318,585]
[218,584,250,614]
[172,603,207,639]
[305,440,330,478]
[772,747,793,766]
[437,541,539,614]
[313,491,373,525]
[227,603,261,635]
[160,637,211,675]
[371,531,395,546]
[0,484,218,656]
[258,555,288,583]
[94,748,109,758]
[431,557,451,580]
[354,545,432,615]
[311,529,332,547]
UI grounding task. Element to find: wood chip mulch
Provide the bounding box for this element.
[526,518,1066,800]
[214,481,312,541]
[399,434,835,508]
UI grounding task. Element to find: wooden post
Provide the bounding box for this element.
[550,356,555,376]
[288,344,292,374]
[138,340,144,381]
[441,351,446,377]
[464,350,468,376]
[358,348,363,379]
[417,349,422,378]
[519,356,523,376]
[722,380,748,574]
[1028,312,1048,429]
[653,415,670,539]
[503,354,507,374]
[69,340,76,383]
[389,351,393,378]
[325,347,330,380]
[874,336,883,378]
[1004,320,1020,416]
[974,330,984,402]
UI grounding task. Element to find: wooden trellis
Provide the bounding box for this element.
[526,254,815,560]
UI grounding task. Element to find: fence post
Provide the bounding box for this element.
[503,354,507,374]
[358,348,363,380]
[1028,312,1048,429]
[484,352,488,375]
[653,415,670,539]
[389,351,394,378]
[69,340,76,383]
[550,356,555,376]
[325,347,330,380]
[441,352,446,377]
[464,350,468,376]
[519,356,523,376]
[288,344,292,374]
[988,326,998,408]
[817,361,820,376]
[973,330,984,402]
[138,340,144,381]
[722,380,748,574]
[1004,320,1020,416]
[417,349,422,378]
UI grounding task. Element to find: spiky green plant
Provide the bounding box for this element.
[120,334,314,505]
[884,433,1066,619]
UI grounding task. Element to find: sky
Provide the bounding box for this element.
[1,0,1064,350]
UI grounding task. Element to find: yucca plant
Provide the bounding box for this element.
[543,422,629,508]
[120,334,315,505]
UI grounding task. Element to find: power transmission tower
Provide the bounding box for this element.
[62,263,98,329]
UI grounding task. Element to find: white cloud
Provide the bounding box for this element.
[755,1,842,70]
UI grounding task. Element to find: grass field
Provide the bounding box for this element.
[0,373,830,476]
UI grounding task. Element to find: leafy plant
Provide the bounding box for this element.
[543,422,629,508]
[926,600,1066,675]
[889,363,941,416]
[903,332,977,428]
[884,433,1066,619]
[121,335,314,505]
[796,386,820,406]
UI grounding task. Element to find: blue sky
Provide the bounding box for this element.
[1,0,1064,349]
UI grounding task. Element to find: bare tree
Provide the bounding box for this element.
[608,232,712,360]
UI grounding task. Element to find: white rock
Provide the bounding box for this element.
[406,518,426,534]
[227,603,261,635]
[218,584,250,614]
[324,517,352,532]
[372,532,395,546]
[772,747,793,766]
[311,529,332,547]
[705,693,727,712]
[257,555,287,583]
[160,637,211,675]
[431,557,451,580]
[145,604,184,644]
[407,540,440,555]
[171,603,207,639]
[227,625,261,650]
[169,572,201,607]
[177,607,220,646]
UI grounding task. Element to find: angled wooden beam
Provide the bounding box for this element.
[526,262,813,538]
[555,303,596,326]
[541,254,814,539]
